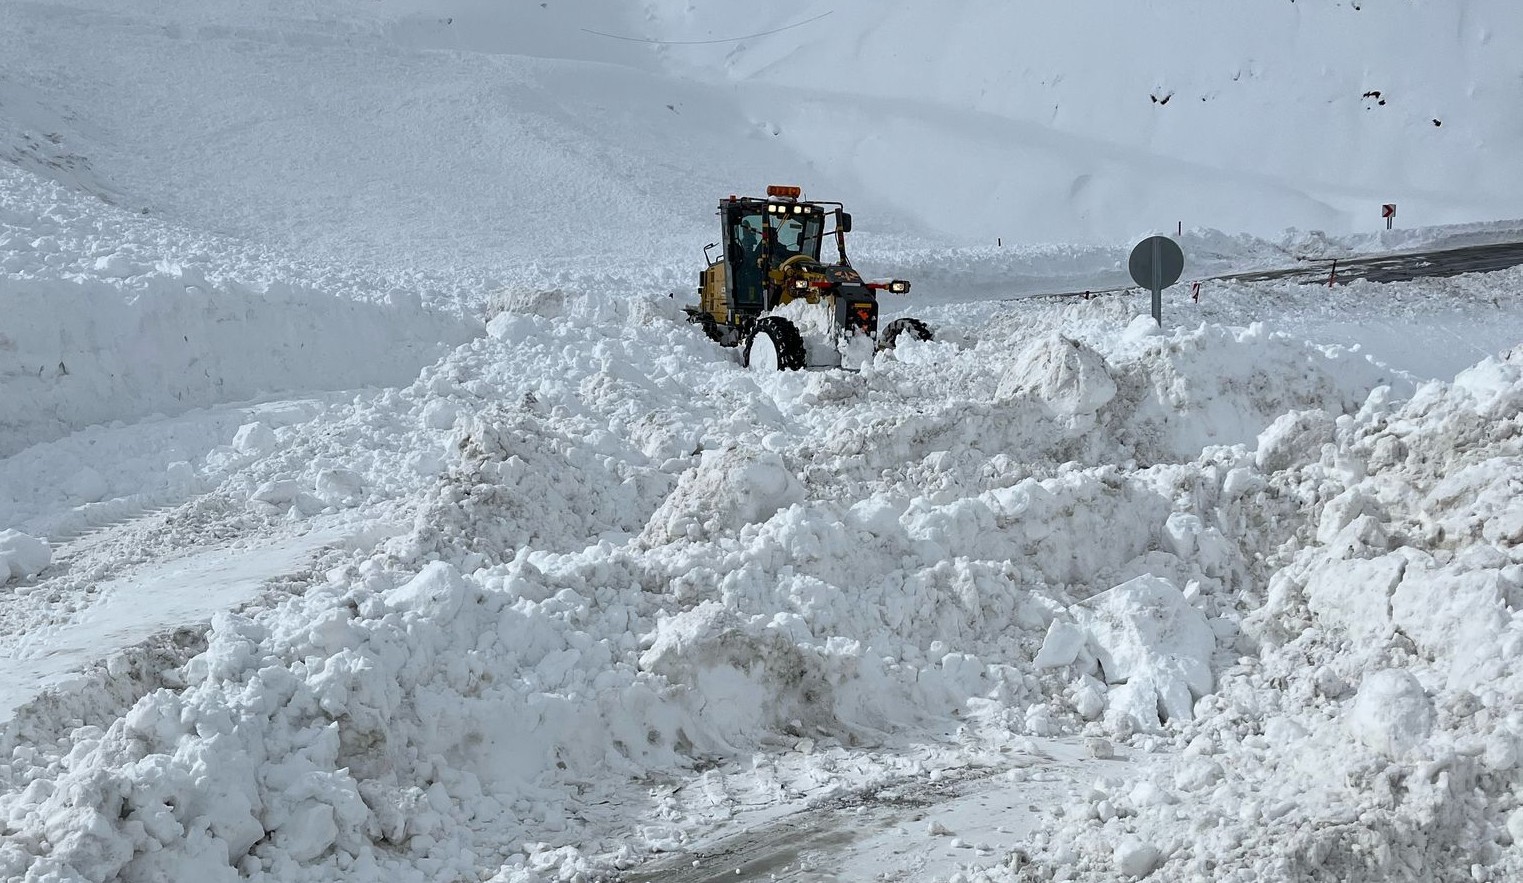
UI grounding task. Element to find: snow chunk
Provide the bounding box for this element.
[0,529,51,582]
[421,399,460,430]
[1114,837,1162,878]
[1084,736,1114,759]
[1303,556,1404,639]
[1076,575,1214,726]
[315,467,366,507]
[232,421,278,457]
[997,333,1116,416]
[1390,565,1512,690]
[488,287,568,319]
[92,252,141,278]
[1425,459,1523,549]
[1452,356,1523,415]
[1034,619,1086,668]
[1347,669,1434,759]
[1121,314,1163,342]
[1254,408,1334,472]
[275,802,339,863]
[1317,487,1376,544]
[641,448,804,543]
[1391,566,1509,652]
[386,561,470,620]
[250,479,303,506]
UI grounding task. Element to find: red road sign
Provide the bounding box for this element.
[1382,204,1397,218]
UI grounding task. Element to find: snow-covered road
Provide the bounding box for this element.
[0,526,353,721]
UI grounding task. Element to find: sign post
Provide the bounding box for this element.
[1128,235,1185,325]
[1383,203,1397,230]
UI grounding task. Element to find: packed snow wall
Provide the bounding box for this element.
[0,271,476,457]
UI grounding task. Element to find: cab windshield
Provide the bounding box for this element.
[767,212,824,262]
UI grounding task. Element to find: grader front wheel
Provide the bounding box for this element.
[880,317,933,349]
[744,316,807,371]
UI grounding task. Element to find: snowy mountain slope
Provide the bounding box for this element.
[647,0,1523,242]
[0,0,918,272]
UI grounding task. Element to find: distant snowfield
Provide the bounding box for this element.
[649,0,1523,241]
[2,1,1522,882]
[6,0,1523,268]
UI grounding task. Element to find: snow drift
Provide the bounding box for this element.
[4,283,1518,880]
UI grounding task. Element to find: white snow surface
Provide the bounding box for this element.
[1,2,1522,882]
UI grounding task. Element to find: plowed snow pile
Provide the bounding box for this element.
[3,277,1520,881]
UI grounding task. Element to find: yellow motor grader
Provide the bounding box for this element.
[684,185,931,370]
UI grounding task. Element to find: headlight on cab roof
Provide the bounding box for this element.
[889,280,911,294]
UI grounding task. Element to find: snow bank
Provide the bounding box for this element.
[0,269,476,457]
[0,165,480,459]
[982,315,1413,466]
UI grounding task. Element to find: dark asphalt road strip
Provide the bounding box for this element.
[1026,239,1523,301]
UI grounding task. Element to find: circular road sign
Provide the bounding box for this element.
[1128,236,1185,290]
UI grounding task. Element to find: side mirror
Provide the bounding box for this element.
[839,212,852,233]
